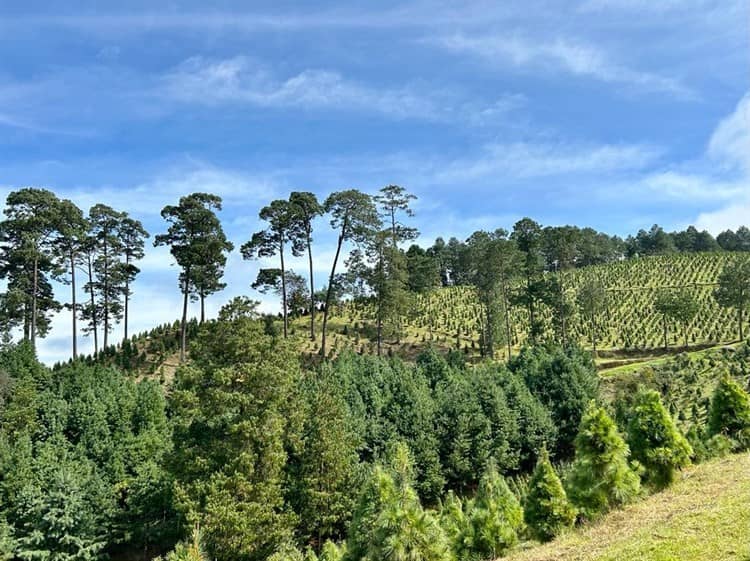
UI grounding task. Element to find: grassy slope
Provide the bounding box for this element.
[507,453,750,561]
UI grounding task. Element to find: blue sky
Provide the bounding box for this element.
[1,1,749,363]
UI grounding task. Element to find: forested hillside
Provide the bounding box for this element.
[1,186,750,561]
[1,302,750,560]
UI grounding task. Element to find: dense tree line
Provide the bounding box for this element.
[2,308,748,560]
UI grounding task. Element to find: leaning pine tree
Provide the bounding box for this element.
[708,374,750,450]
[565,402,641,519]
[523,447,576,542]
[626,389,692,489]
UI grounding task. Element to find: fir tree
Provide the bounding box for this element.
[462,460,524,559]
[707,375,750,450]
[625,389,692,488]
[523,447,576,542]
[345,443,451,561]
[566,402,640,519]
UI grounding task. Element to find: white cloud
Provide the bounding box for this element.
[708,93,750,172]
[433,141,661,183]
[672,92,750,233]
[433,34,693,98]
[56,162,281,219]
[161,56,521,124]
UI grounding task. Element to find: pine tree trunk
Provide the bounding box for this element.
[88,254,98,355]
[124,255,130,341]
[103,239,109,350]
[502,279,512,360]
[307,232,315,341]
[180,270,189,363]
[280,240,288,339]
[31,255,38,348]
[321,224,346,357]
[559,272,567,345]
[71,251,77,360]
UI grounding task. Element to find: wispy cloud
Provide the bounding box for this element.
[161,55,523,124]
[433,141,662,183]
[708,93,750,172]
[432,34,694,98]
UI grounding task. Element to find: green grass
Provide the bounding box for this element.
[507,452,750,561]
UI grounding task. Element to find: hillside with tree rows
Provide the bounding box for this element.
[1,185,750,561]
[309,252,748,362]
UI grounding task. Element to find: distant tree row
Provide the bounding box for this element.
[3,186,750,362]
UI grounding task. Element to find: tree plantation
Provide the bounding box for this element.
[1,187,750,560]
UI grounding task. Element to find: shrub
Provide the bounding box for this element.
[566,403,641,519]
[625,389,692,488]
[157,527,208,561]
[461,461,524,559]
[510,345,598,459]
[523,447,576,542]
[345,444,451,561]
[708,375,750,450]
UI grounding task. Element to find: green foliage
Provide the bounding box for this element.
[158,527,208,561]
[707,375,750,450]
[319,540,345,561]
[566,403,641,519]
[510,345,598,459]
[14,458,108,561]
[523,447,576,542]
[345,444,451,561]
[169,316,303,561]
[287,369,361,544]
[328,352,444,502]
[625,389,692,488]
[458,461,524,560]
[714,258,750,340]
[435,362,555,491]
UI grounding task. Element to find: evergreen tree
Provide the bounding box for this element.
[465,230,520,359]
[566,403,640,519]
[86,204,127,350]
[510,345,598,459]
[289,192,324,340]
[625,389,692,488]
[119,216,149,339]
[155,193,228,362]
[462,460,523,559]
[51,199,88,359]
[157,527,208,561]
[345,443,450,561]
[523,447,576,542]
[0,188,65,346]
[290,369,360,545]
[511,218,545,340]
[242,199,303,339]
[168,312,302,560]
[320,190,380,356]
[714,258,750,341]
[577,277,608,356]
[707,375,750,450]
